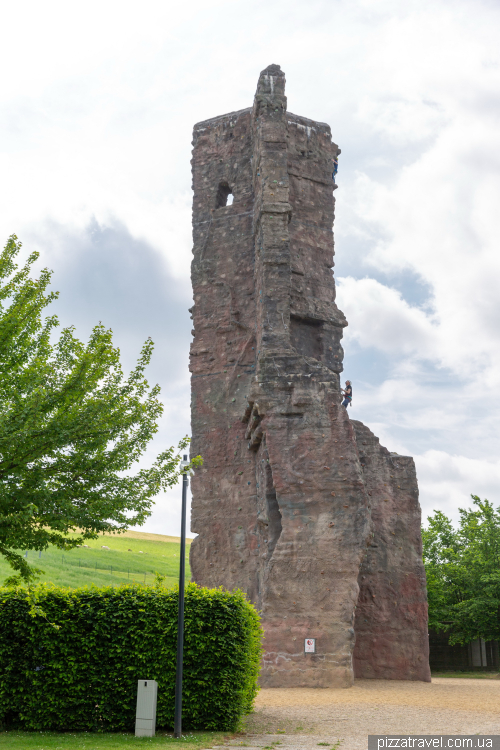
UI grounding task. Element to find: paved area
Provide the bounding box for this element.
[217,679,500,750]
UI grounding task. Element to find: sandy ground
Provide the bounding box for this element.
[218,679,500,750]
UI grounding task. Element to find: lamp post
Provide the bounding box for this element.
[174,454,189,738]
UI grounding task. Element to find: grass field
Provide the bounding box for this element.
[0,531,192,589]
[0,730,226,749]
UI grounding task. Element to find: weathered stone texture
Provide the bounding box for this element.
[352,421,430,680]
[189,65,430,687]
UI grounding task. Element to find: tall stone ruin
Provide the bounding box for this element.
[189,65,430,687]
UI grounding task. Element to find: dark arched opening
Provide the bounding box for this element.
[215,182,233,208]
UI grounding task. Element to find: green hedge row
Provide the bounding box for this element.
[0,582,262,732]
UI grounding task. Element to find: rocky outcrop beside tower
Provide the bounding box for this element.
[352,421,430,679]
[189,64,430,687]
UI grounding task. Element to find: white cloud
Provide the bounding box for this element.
[1,0,499,533]
[337,276,438,357]
[346,95,500,384]
[416,450,500,525]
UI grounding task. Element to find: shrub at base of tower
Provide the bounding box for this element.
[0,583,262,732]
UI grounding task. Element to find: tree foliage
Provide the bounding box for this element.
[0,235,201,583]
[422,495,500,645]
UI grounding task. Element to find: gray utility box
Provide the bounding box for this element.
[135,679,158,737]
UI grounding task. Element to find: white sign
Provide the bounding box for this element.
[304,638,316,653]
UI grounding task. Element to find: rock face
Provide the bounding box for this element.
[189,64,430,687]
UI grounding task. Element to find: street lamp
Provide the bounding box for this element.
[174,454,190,738]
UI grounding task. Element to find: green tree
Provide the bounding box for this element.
[422,496,500,645]
[0,235,201,583]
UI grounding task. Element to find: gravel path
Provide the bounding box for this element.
[220,679,500,750]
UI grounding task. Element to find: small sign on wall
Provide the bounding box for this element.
[304,638,316,653]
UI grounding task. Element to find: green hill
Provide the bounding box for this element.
[0,531,192,589]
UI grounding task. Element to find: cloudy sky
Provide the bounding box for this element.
[2,0,499,535]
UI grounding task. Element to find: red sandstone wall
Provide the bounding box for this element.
[189,108,260,598]
[189,64,430,687]
[352,421,431,681]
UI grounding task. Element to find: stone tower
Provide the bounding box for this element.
[189,65,430,687]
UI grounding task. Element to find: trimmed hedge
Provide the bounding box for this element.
[0,582,262,732]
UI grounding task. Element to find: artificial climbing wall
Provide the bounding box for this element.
[189,64,430,687]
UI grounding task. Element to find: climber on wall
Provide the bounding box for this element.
[332,156,338,183]
[341,380,352,410]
